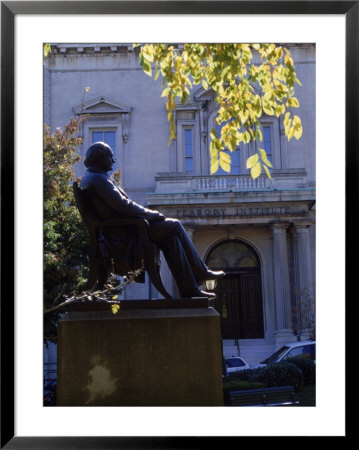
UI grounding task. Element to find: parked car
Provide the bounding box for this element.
[224,356,250,374]
[252,340,316,368]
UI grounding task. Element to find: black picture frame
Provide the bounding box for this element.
[1,1,353,447]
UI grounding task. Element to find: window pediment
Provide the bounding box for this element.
[193,86,216,103]
[73,96,132,115]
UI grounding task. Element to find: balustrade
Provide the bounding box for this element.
[194,175,270,191]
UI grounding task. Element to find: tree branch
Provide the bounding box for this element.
[43,266,144,315]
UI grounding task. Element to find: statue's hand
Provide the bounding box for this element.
[156,212,165,221]
[152,213,165,222]
[146,210,165,222]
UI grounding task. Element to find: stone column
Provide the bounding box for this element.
[185,226,195,242]
[269,222,296,347]
[293,220,314,340]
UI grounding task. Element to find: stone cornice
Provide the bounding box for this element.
[72,96,132,115]
[146,188,316,207]
[50,44,137,55]
[49,43,315,59]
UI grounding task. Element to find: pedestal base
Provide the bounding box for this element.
[57,299,223,406]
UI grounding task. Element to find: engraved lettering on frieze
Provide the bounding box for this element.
[176,206,296,219]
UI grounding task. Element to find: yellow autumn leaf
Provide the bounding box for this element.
[142,44,154,62]
[262,100,274,116]
[211,160,219,174]
[263,164,272,179]
[287,97,300,108]
[251,161,262,179]
[259,149,273,168]
[219,160,231,173]
[220,151,231,163]
[111,304,120,315]
[243,131,251,144]
[293,116,303,139]
[246,153,259,169]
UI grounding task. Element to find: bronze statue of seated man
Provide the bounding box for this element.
[79,142,225,298]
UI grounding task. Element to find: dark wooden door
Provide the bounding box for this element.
[215,273,264,339]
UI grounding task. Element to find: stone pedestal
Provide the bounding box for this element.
[57,299,223,406]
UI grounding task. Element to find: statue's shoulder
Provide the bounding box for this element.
[80,169,110,191]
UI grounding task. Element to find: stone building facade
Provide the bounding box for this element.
[44,43,316,362]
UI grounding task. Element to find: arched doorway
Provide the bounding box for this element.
[206,240,264,339]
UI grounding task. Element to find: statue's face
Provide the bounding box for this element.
[85,142,116,172]
[100,149,116,172]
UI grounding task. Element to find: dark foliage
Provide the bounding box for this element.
[287,357,316,385]
[44,118,88,343]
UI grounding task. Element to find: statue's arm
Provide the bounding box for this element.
[90,176,165,222]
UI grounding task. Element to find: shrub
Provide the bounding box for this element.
[227,367,266,383]
[263,362,304,391]
[287,357,316,385]
[225,362,306,392]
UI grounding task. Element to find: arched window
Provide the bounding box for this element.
[206,240,259,269]
[206,239,264,339]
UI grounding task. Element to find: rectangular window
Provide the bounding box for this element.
[184,128,193,174]
[91,130,116,154]
[262,126,272,163]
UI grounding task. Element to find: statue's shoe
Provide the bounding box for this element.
[196,270,226,283]
[181,288,216,299]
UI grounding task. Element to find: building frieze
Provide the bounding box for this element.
[146,187,315,207]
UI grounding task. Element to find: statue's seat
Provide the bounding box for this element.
[72,181,172,299]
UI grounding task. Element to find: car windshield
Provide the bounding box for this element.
[283,343,316,360]
[262,346,290,363]
[226,358,245,368]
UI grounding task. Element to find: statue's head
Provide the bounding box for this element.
[84,141,116,172]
